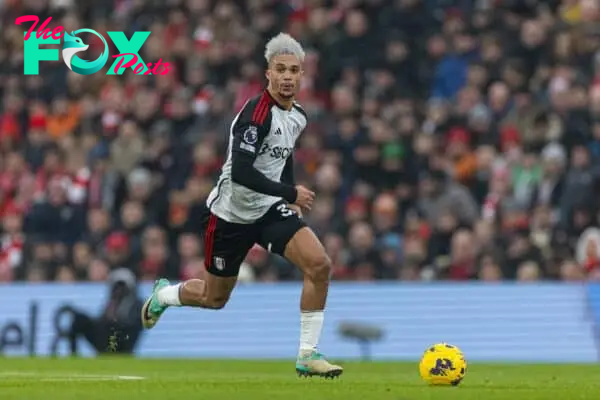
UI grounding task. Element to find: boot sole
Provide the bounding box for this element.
[296,368,343,379]
[141,296,157,330]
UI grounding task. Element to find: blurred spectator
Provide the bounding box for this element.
[1,0,599,283]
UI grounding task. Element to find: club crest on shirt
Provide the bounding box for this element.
[214,256,226,271]
[243,126,258,144]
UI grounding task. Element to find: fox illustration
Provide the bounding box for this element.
[61,30,108,75]
[62,31,89,71]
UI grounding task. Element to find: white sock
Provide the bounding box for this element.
[299,310,324,356]
[157,283,182,306]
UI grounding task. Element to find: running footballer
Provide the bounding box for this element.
[141,33,343,378]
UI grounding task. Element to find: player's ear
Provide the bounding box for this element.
[265,68,271,81]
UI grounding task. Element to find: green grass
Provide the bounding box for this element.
[1,358,600,400]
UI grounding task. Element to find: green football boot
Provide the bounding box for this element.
[141,278,170,329]
[296,350,343,379]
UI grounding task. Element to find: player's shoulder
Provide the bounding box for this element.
[292,101,307,120]
[237,92,275,128]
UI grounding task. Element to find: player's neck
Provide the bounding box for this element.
[266,87,294,111]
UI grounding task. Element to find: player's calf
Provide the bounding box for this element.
[141,275,237,329]
[300,253,331,310]
[178,279,231,309]
[298,253,331,356]
[158,277,235,309]
[294,254,342,378]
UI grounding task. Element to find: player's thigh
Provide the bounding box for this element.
[200,210,256,300]
[257,204,329,279]
[257,201,307,255]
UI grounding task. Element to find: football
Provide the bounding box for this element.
[419,343,467,386]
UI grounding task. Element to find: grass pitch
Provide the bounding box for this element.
[1,358,600,400]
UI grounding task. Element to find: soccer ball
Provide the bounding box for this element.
[419,343,467,386]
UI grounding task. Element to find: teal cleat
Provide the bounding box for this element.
[141,278,170,330]
[296,350,343,379]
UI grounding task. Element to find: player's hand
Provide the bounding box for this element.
[294,185,315,210]
[288,203,303,217]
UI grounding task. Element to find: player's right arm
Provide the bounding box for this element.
[230,101,298,203]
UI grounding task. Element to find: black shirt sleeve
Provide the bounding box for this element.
[230,97,297,203]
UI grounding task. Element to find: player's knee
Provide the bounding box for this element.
[305,253,331,283]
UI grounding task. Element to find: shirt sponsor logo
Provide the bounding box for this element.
[258,143,293,160]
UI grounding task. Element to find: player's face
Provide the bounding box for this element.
[266,54,303,100]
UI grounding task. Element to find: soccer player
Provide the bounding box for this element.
[141,33,343,378]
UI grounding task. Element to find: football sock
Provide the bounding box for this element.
[299,310,324,356]
[157,284,182,306]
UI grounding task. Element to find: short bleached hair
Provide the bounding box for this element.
[264,33,305,64]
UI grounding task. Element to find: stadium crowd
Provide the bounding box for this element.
[0,0,599,283]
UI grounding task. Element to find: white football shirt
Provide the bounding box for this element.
[206,90,307,224]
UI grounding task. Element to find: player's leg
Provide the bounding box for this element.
[283,227,343,378]
[258,202,342,378]
[177,274,237,309]
[141,213,254,329]
[152,273,237,309]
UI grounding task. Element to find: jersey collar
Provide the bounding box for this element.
[265,88,291,111]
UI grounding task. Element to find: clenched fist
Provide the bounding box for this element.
[294,185,315,210]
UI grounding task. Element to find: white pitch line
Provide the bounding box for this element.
[0,372,145,381]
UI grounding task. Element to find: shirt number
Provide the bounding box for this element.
[276,204,295,218]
